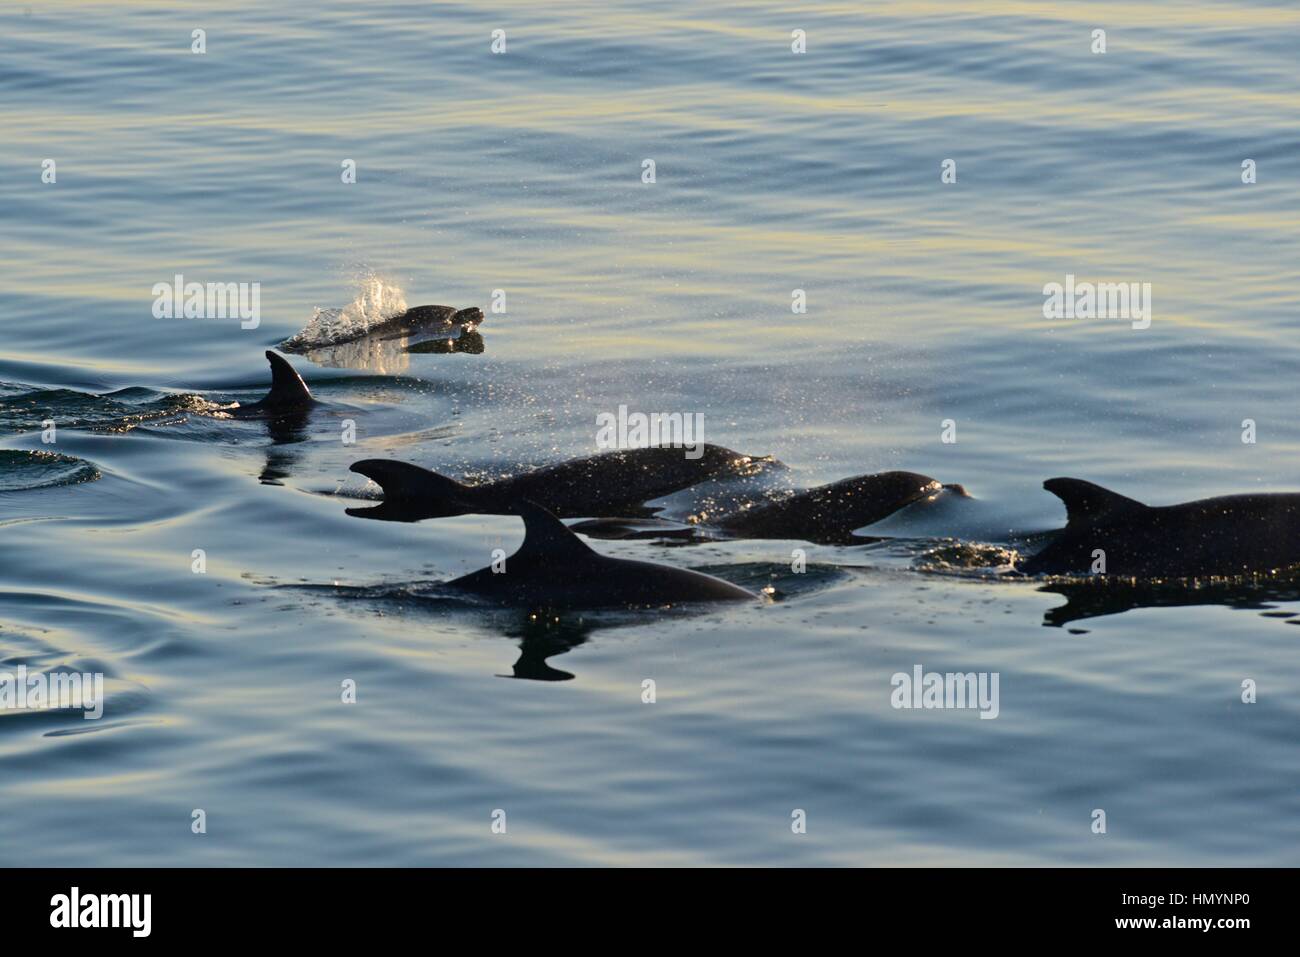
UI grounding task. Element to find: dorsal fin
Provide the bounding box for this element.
[512,500,596,563]
[350,459,471,505]
[1043,478,1145,524]
[263,350,313,408]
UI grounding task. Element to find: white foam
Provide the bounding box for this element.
[281,272,408,351]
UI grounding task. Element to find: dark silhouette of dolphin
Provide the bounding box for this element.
[714,471,959,544]
[228,351,316,419]
[390,304,483,330]
[346,445,773,521]
[1018,477,1300,578]
[445,500,757,608]
[343,304,484,346]
[280,304,483,354]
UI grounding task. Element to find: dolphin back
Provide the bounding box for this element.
[447,499,757,607]
[719,470,942,543]
[1041,477,1146,526]
[348,459,478,521]
[510,499,599,564]
[263,350,314,409]
[1025,479,1300,578]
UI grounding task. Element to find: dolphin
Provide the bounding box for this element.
[1017,477,1300,578]
[280,304,483,354]
[445,500,758,608]
[712,471,959,544]
[338,304,484,346]
[227,351,316,419]
[387,304,484,331]
[346,445,775,521]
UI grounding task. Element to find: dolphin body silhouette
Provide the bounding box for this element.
[338,304,484,347]
[1018,478,1300,578]
[387,304,483,329]
[445,501,758,608]
[280,304,483,354]
[714,471,957,544]
[346,446,772,521]
[228,351,316,419]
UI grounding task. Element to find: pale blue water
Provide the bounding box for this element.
[2,1,1299,865]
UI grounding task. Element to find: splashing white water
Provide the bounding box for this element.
[281,272,408,351]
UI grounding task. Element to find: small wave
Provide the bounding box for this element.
[0,450,100,492]
[0,383,210,434]
[280,271,408,352]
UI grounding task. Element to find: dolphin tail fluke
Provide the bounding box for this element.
[264,350,314,408]
[452,307,484,325]
[348,459,477,519]
[1043,478,1145,525]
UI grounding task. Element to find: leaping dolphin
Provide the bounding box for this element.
[346,446,775,521]
[280,304,483,354]
[1017,478,1300,578]
[228,351,316,419]
[446,500,758,608]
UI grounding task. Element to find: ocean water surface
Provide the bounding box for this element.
[2,0,1299,865]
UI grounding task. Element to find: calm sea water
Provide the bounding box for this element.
[2,1,1299,866]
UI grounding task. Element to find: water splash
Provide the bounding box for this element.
[280,271,408,352]
[915,540,1020,577]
